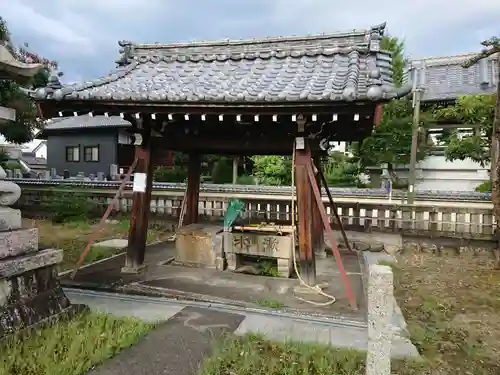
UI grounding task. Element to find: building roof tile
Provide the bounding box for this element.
[408,52,498,101]
[34,23,411,104]
[43,115,131,131]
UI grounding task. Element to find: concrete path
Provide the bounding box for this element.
[87,306,243,375]
[65,288,419,363]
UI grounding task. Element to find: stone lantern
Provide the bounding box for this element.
[0,43,44,123]
[0,41,81,337]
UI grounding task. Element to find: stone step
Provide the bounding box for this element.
[0,227,38,260]
[0,248,62,278]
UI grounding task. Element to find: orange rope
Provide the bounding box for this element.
[70,156,139,279]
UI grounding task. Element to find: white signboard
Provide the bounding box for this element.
[132,173,147,193]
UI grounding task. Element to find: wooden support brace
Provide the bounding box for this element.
[312,156,325,258]
[305,160,357,309]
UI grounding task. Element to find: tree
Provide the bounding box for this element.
[352,36,434,183]
[462,37,500,268]
[434,94,496,167]
[0,17,57,144]
[380,35,406,87]
[323,151,365,187]
[250,156,292,186]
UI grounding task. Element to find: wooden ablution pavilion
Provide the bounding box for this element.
[31,22,411,299]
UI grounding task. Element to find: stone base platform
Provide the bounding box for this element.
[175,224,224,270]
[0,265,72,337]
[0,221,77,338]
[224,231,293,278]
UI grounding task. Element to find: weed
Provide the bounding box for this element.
[258,259,279,277]
[255,299,285,309]
[0,311,153,375]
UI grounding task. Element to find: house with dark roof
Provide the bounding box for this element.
[38,115,174,177]
[38,115,134,177]
[368,52,498,191]
[408,52,498,104]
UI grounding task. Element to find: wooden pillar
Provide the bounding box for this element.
[184,153,201,225]
[232,157,238,184]
[295,141,316,285]
[312,155,325,258]
[123,124,154,273]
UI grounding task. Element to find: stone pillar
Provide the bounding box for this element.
[366,264,393,375]
[0,166,80,337]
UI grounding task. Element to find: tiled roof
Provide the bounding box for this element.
[34,23,411,104]
[43,115,131,131]
[408,53,498,102]
[21,154,47,166]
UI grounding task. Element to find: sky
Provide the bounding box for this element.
[1,0,500,85]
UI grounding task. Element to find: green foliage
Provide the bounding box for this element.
[0,17,56,143]
[250,156,292,186]
[434,94,496,166]
[352,36,433,174]
[0,149,8,169]
[211,156,233,184]
[4,160,20,170]
[475,180,492,192]
[380,35,406,87]
[354,99,434,169]
[236,174,256,185]
[153,166,187,182]
[323,152,364,187]
[44,188,99,223]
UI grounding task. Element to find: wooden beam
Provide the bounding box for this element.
[37,99,379,120]
[122,120,154,273]
[183,153,201,225]
[295,142,316,285]
[149,136,366,155]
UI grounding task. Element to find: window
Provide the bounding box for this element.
[84,146,100,162]
[66,146,80,162]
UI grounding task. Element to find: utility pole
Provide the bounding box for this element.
[490,58,500,186]
[407,87,422,204]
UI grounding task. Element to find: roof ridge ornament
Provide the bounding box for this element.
[116,40,135,66]
[368,22,386,52]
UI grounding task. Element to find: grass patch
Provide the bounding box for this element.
[0,311,154,375]
[199,334,422,375]
[26,218,172,271]
[394,251,500,374]
[255,299,285,309]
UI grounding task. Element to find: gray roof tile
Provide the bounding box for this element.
[35,23,411,104]
[43,115,131,131]
[408,53,498,101]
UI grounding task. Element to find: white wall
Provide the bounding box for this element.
[370,155,490,191]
